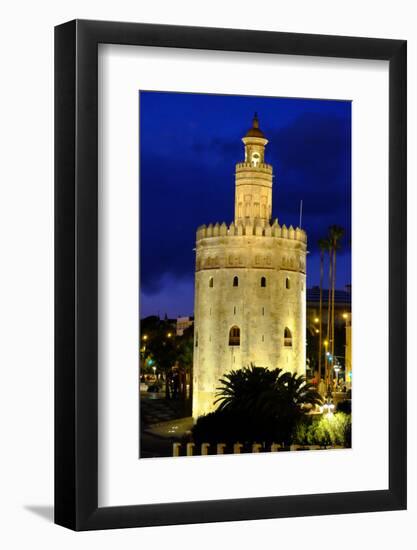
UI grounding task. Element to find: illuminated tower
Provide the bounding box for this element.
[192,115,307,419]
[235,113,272,225]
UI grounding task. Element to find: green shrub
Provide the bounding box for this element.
[293,413,351,448]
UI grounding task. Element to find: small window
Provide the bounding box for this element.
[233,306,236,315]
[229,326,240,346]
[209,277,214,288]
[262,307,265,316]
[233,276,239,287]
[195,332,199,348]
[285,277,290,290]
[284,327,292,347]
[261,276,266,287]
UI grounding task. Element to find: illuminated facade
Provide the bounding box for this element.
[192,115,307,418]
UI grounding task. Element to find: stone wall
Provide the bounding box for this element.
[192,221,307,418]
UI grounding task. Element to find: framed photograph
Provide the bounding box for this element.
[55,20,406,530]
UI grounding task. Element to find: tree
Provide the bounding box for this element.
[140,316,178,398]
[328,225,344,362]
[192,365,322,446]
[317,238,329,384]
[321,226,344,394]
[176,325,194,399]
[321,237,333,393]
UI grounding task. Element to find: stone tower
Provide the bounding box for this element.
[192,115,307,419]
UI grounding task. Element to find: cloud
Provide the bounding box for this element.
[140,153,234,294]
[140,109,351,296]
[269,111,351,256]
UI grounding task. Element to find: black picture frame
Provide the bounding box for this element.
[55,19,407,531]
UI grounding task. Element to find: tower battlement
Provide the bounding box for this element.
[196,221,307,244]
[235,162,273,173]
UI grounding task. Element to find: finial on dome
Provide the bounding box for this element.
[245,112,265,138]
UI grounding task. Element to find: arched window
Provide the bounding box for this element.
[260,276,266,287]
[285,277,290,290]
[209,277,214,288]
[284,327,292,347]
[233,276,239,287]
[229,326,240,346]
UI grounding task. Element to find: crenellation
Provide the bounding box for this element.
[235,161,273,173]
[196,221,307,245]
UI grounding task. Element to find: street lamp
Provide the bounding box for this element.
[142,334,148,341]
[333,362,341,387]
[167,332,172,338]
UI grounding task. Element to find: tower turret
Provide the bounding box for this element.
[234,114,273,225]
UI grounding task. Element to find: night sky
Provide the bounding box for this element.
[140,91,351,319]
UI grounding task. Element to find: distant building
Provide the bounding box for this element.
[193,115,307,418]
[176,316,194,336]
[345,322,352,388]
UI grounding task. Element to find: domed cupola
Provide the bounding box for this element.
[244,113,266,139]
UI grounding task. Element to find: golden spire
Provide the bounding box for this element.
[245,112,265,138]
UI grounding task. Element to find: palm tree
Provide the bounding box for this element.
[328,225,345,362]
[215,364,322,411]
[317,238,328,385]
[323,237,333,393]
[283,371,323,406]
[214,364,279,413]
[211,364,323,444]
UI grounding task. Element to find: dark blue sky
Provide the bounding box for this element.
[140,91,351,319]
